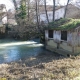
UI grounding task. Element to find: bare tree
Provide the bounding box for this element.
[53,0,55,21]
[75,0,80,7]
[64,0,70,18]
[27,0,30,21]
[12,0,20,25]
[35,0,40,31]
[44,0,49,24]
[12,0,17,11]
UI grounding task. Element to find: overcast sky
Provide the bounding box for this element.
[0,0,14,10]
[0,0,77,10]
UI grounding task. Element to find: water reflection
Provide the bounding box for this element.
[0,39,44,63]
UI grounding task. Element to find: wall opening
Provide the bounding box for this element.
[61,31,67,41]
[48,30,53,38]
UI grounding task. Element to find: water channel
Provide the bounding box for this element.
[0,39,44,64]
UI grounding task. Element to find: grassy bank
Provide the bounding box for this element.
[0,51,80,80]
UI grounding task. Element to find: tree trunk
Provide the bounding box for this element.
[53,0,55,21]
[37,0,40,24]
[27,0,30,21]
[64,0,70,18]
[12,0,17,11]
[12,0,20,25]
[35,0,40,32]
[44,0,49,24]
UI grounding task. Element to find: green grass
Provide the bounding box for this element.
[45,18,80,30]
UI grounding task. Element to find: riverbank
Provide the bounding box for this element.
[0,51,80,80]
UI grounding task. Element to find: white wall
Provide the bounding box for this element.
[0,6,7,24]
[55,7,65,20]
[2,16,7,24]
[39,7,65,23]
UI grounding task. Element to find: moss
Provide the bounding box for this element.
[45,18,80,30]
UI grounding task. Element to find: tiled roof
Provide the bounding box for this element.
[39,5,64,14]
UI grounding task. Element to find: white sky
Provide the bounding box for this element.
[0,0,77,10]
[0,0,14,10]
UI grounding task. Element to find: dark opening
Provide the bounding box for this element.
[61,31,67,41]
[48,30,53,38]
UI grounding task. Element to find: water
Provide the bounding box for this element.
[0,39,44,64]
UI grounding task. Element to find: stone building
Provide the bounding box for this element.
[45,18,80,56]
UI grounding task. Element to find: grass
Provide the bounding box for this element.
[0,51,80,80]
[45,18,80,30]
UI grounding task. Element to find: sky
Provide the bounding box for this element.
[0,0,14,10]
[0,0,77,10]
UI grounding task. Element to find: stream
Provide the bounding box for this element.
[0,39,44,63]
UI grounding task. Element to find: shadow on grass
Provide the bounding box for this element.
[22,50,67,68]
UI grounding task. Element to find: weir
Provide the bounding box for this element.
[0,39,44,63]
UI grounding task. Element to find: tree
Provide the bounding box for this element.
[64,0,70,18]
[44,0,49,24]
[12,0,27,25]
[18,0,27,19]
[12,0,17,11]
[75,0,80,7]
[35,0,40,32]
[27,0,30,21]
[53,0,55,21]
[12,0,20,25]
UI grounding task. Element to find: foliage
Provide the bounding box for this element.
[45,18,80,30]
[17,0,27,19]
[40,33,45,44]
